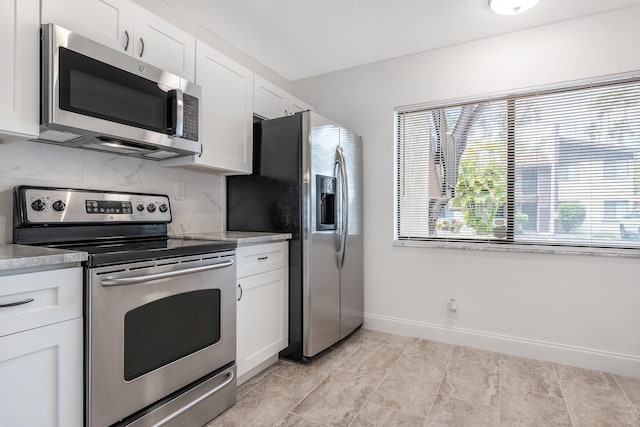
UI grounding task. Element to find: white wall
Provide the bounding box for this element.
[292,7,640,376]
[0,141,225,244]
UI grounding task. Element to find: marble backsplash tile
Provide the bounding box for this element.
[0,140,226,243]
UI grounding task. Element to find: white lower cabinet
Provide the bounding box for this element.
[0,318,83,427]
[0,267,83,427]
[236,242,289,380]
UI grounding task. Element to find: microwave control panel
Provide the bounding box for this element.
[182,94,199,142]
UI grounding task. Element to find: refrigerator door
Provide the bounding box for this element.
[339,127,364,339]
[303,112,341,357]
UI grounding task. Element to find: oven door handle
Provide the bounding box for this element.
[100,260,234,286]
[149,370,235,427]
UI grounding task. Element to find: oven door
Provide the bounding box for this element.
[87,251,236,427]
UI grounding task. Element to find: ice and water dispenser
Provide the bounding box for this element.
[316,175,336,231]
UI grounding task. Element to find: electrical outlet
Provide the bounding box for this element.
[174,182,186,201]
[447,298,458,316]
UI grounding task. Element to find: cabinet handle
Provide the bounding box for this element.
[237,284,243,301]
[0,298,34,308]
[124,30,130,52]
[139,38,145,57]
[257,256,268,261]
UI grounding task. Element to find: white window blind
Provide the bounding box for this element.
[396,77,640,250]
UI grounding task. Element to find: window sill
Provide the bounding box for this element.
[393,239,640,259]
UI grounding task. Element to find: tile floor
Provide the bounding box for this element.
[207,328,640,426]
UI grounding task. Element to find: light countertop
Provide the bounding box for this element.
[0,244,87,271]
[173,231,292,246]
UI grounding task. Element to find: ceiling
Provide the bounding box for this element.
[163,0,640,81]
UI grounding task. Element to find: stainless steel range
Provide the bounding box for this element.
[14,186,237,427]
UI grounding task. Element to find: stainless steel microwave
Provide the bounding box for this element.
[38,24,202,160]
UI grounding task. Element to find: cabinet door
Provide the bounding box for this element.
[254,75,288,119]
[0,318,83,427]
[41,0,134,54]
[194,41,253,173]
[237,267,288,377]
[0,0,39,138]
[288,94,314,114]
[132,4,196,80]
[162,41,253,173]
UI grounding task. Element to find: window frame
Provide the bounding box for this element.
[393,73,640,256]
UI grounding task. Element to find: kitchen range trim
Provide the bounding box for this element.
[39,24,201,160]
[14,186,237,427]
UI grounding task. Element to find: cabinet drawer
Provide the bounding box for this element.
[236,242,288,278]
[0,267,83,337]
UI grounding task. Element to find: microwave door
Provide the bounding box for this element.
[57,46,170,135]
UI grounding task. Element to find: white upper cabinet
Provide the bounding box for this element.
[288,94,314,115]
[254,75,288,119]
[41,0,195,80]
[0,0,39,139]
[161,41,254,174]
[130,4,195,81]
[41,0,134,54]
[254,74,314,119]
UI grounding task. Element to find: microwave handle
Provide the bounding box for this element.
[173,89,184,138]
[168,89,185,138]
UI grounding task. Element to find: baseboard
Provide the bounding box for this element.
[237,354,279,386]
[364,313,640,378]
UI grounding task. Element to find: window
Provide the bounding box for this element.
[603,200,629,220]
[396,77,640,250]
[603,158,630,179]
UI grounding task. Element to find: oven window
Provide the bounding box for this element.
[123,289,221,381]
[58,47,168,134]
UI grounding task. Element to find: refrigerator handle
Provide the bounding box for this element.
[336,146,349,267]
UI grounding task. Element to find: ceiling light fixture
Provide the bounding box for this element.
[488,0,540,15]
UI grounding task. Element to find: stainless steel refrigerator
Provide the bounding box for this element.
[227,111,363,361]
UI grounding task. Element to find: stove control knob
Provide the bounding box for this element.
[147,203,156,213]
[31,199,46,211]
[158,203,168,213]
[52,200,66,212]
[136,204,145,212]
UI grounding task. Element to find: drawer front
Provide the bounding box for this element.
[236,242,288,278]
[0,267,83,337]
